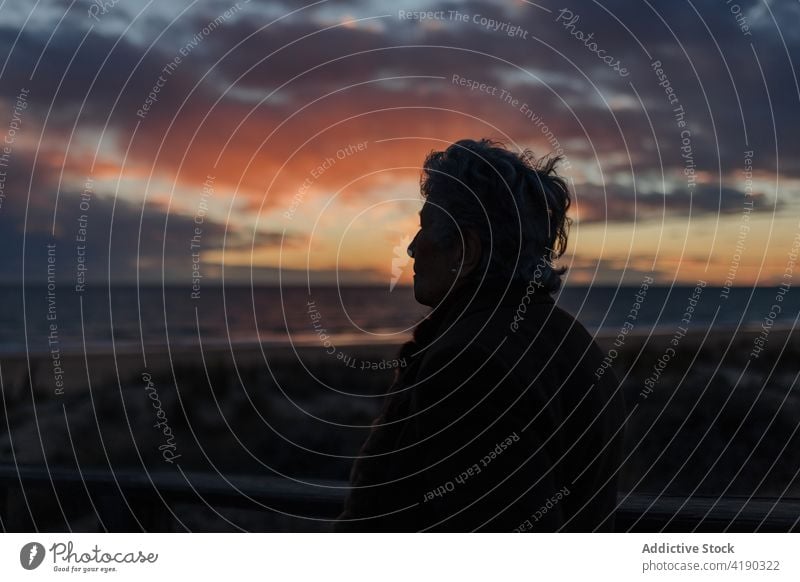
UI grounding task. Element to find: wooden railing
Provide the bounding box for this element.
[0,464,797,532]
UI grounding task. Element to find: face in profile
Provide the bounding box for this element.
[407,203,461,307]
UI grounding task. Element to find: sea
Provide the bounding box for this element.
[2,284,795,355]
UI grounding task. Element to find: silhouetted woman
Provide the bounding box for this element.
[335,139,626,532]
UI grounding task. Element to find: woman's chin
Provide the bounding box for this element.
[412,281,432,307]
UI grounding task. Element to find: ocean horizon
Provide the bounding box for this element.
[1,283,793,355]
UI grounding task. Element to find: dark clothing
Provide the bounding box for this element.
[336,279,626,532]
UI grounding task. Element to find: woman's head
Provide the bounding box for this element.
[407,138,571,306]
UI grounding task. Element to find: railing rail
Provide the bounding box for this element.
[0,464,797,532]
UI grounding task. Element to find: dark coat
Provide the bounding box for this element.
[335,278,626,532]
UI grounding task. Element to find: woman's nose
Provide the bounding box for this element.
[407,232,419,258]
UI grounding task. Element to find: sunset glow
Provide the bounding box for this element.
[1,0,797,286]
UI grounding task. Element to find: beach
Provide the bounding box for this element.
[1,326,797,530]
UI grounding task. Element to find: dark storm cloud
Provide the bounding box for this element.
[5,0,795,180]
[574,182,779,224]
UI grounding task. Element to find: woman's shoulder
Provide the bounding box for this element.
[416,297,605,384]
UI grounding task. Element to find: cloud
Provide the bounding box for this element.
[573,182,779,224]
[0,150,305,284]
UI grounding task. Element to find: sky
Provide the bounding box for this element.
[0,0,798,287]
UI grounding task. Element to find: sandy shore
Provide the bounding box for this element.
[0,326,797,530]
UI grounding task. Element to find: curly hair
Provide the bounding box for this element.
[420,138,572,293]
